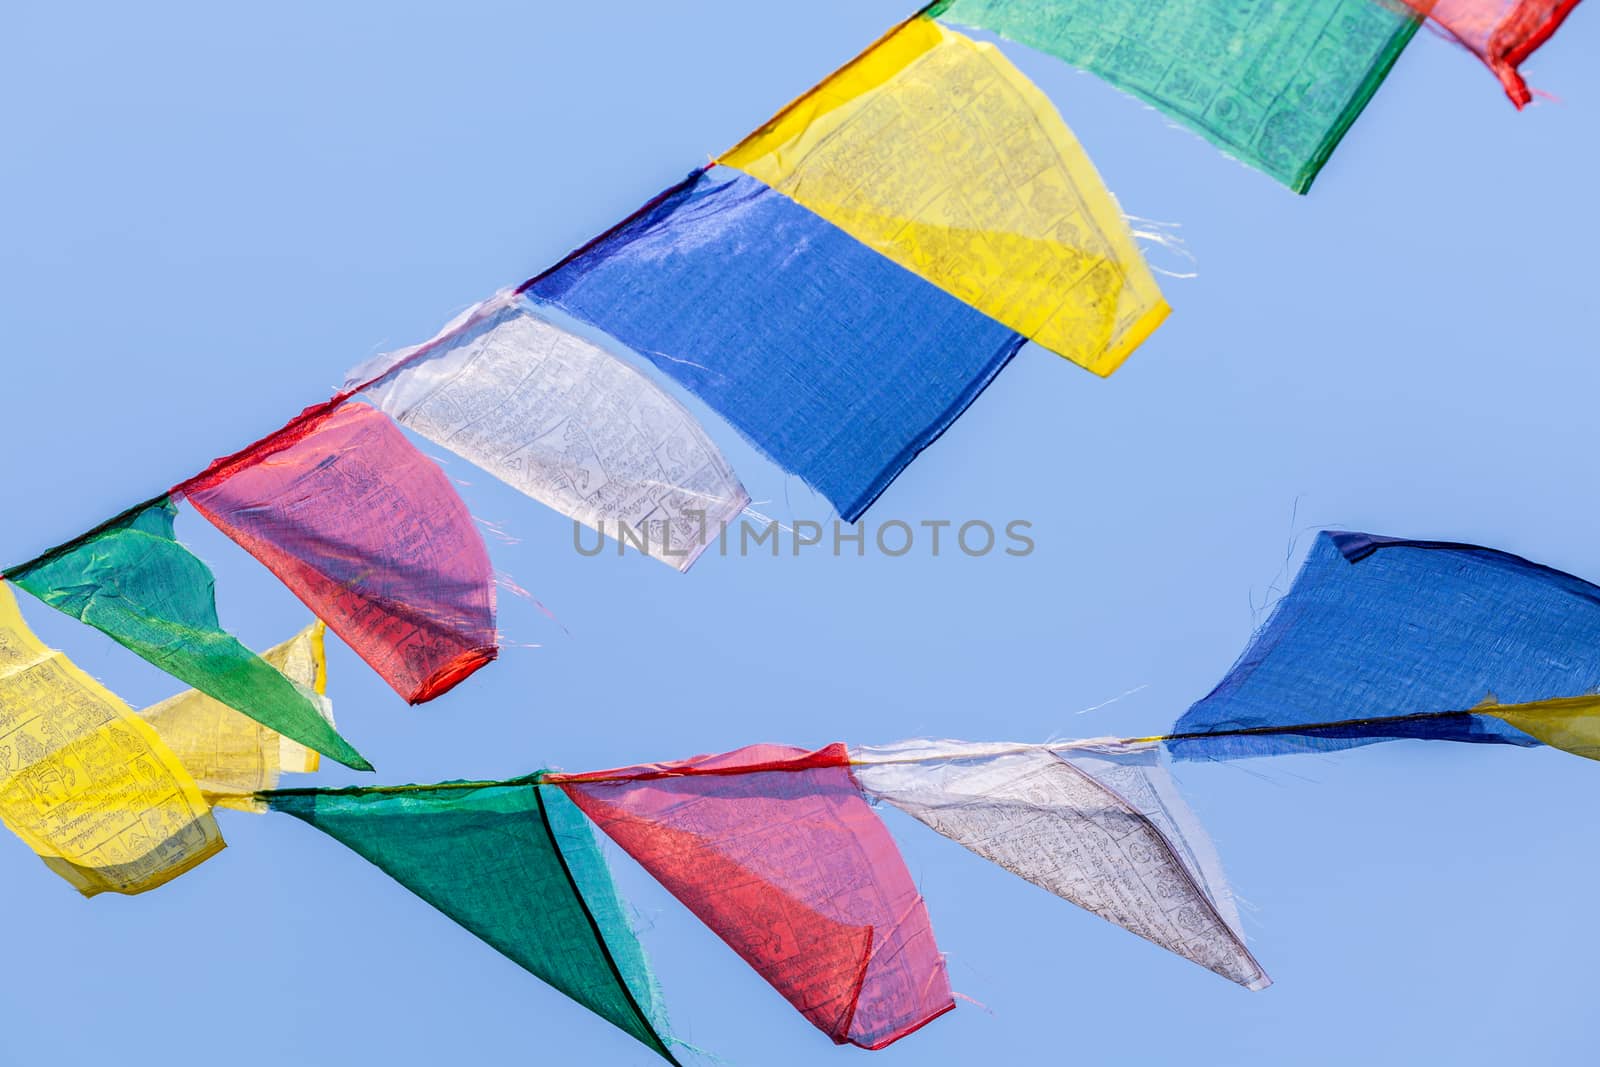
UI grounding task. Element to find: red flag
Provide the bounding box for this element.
[184,401,497,703]
[1399,0,1581,106]
[555,744,952,1050]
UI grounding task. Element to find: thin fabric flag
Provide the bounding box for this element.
[345,290,749,571]
[528,168,1024,523]
[852,739,1269,990]
[1170,531,1600,762]
[183,401,498,704]
[1397,0,1582,105]
[140,622,332,812]
[929,0,1421,193]
[719,13,1168,376]
[268,778,679,1063]
[5,498,368,771]
[555,745,953,1050]
[0,581,223,896]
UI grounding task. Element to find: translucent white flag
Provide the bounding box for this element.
[348,291,749,571]
[852,739,1268,989]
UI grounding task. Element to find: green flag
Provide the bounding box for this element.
[929,0,1420,193]
[267,778,678,1063]
[6,497,369,770]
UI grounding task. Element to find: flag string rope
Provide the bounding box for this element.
[2,339,459,577]
[1119,707,1502,746]
[0,1,962,579]
[250,704,1525,801]
[3,0,1585,573]
[0,0,1126,575]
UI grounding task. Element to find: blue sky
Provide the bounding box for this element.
[1,2,1594,1064]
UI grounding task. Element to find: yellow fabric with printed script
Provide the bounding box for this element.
[140,622,332,812]
[719,16,1167,377]
[0,581,224,896]
[1482,695,1600,762]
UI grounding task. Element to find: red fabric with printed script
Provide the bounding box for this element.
[1396,0,1582,105]
[555,744,953,1049]
[183,401,497,703]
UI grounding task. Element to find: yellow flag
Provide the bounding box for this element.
[720,15,1167,377]
[1481,694,1600,762]
[140,622,332,812]
[0,581,224,896]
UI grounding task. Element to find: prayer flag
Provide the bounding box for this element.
[0,581,224,896]
[140,622,333,812]
[346,291,748,571]
[929,0,1421,192]
[6,498,368,770]
[721,14,1167,376]
[184,402,498,705]
[555,744,953,1050]
[528,168,1026,523]
[1479,693,1600,761]
[268,778,679,1062]
[853,739,1268,989]
[1395,0,1582,105]
[1170,532,1600,760]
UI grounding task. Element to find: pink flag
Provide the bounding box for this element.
[184,401,497,703]
[555,744,953,1050]
[1398,0,1581,106]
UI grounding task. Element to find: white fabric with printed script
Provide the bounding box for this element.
[348,291,749,571]
[852,739,1268,989]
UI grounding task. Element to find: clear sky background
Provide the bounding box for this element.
[2,2,1595,1064]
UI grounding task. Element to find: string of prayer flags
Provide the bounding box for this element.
[345,290,749,571]
[183,401,498,704]
[1169,532,1600,761]
[5,498,369,771]
[554,744,953,1050]
[852,739,1270,989]
[0,581,224,896]
[1395,0,1582,105]
[927,0,1421,193]
[252,739,1274,1052]
[719,13,1168,376]
[267,778,679,1062]
[140,622,332,812]
[526,168,1027,523]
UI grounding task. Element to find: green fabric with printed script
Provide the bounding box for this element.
[267,779,677,1062]
[7,497,368,770]
[930,0,1420,192]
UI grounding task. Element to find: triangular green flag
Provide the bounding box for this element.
[267,778,678,1063]
[5,496,369,770]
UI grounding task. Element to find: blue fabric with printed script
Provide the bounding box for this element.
[526,167,1027,523]
[1168,531,1600,760]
